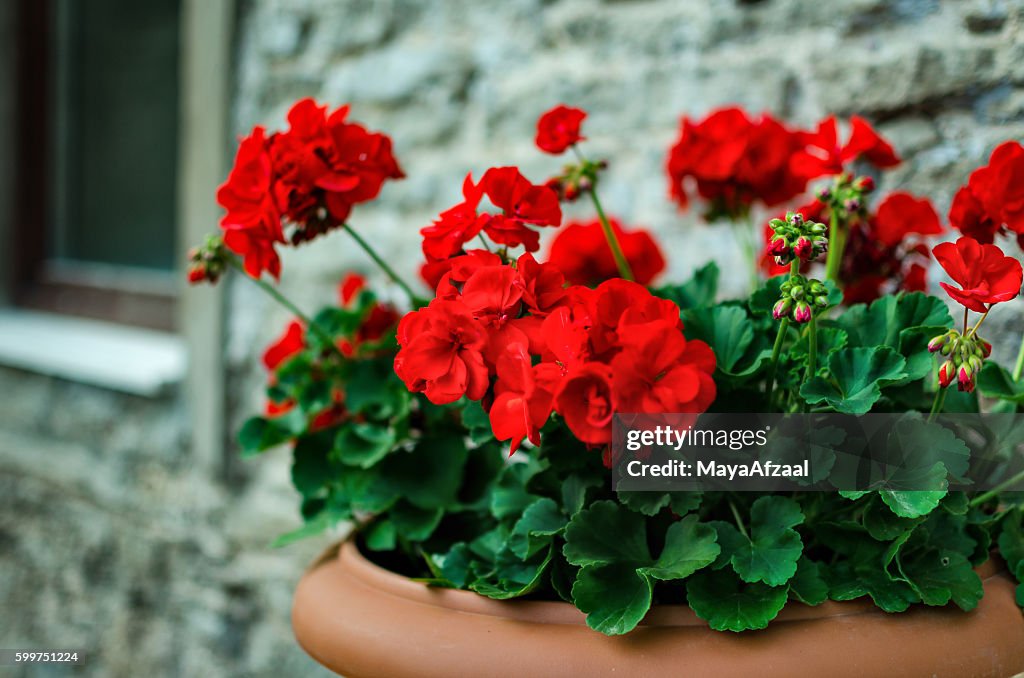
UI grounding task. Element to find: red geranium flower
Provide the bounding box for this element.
[394,300,490,404]
[872,192,942,248]
[479,167,562,251]
[547,218,666,286]
[420,174,488,262]
[791,115,900,180]
[667,107,809,218]
[535,105,587,155]
[934,236,1023,312]
[950,141,1024,244]
[556,362,616,445]
[489,343,560,454]
[262,320,305,370]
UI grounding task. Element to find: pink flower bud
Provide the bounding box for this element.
[793,301,812,324]
[927,334,947,353]
[855,176,875,193]
[772,298,792,320]
[979,340,992,358]
[957,365,974,392]
[768,237,789,256]
[938,361,955,388]
[794,236,813,260]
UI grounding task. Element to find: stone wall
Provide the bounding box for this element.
[2,0,1024,675]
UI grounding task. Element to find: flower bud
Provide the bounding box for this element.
[187,265,207,284]
[808,222,828,235]
[576,176,593,192]
[564,184,579,201]
[794,236,813,260]
[788,212,804,227]
[957,364,975,392]
[927,333,949,353]
[772,298,792,320]
[938,361,956,388]
[844,198,861,212]
[816,187,832,202]
[814,294,829,308]
[854,176,875,193]
[789,284,805,300]
[769,237,789,256]
[968,355,983,373]
[793,301,812,324]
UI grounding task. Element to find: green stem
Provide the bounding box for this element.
[476,233,493,253]
[805,312,818,381]
[823,209,845,284]
[969,467,1024,508]
[226,256,343,356]
[928,387,948,422]
[342,223,424,306]
[1013,334,1024,382]
[727,497,749,539]
[734,215,758,293]
[571,144,634,282]
[765,318,789,408]
[587,187,635,282]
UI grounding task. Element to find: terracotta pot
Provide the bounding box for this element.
[293,541,1024,678]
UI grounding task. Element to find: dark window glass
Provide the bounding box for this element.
[50,0,180,271]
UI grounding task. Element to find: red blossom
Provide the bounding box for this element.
[489,344,560,455]
[479,167,562,250]
[535,105,587,155]
[216,98,403,280]
[934,236,1023,312]
[394,300,490,404]
[791,115,900,180]
[950,141,1024,244]
[667,108,809,218]
[872,192,942,248]
[262,320,305,370]
[556,363,616,445]
[547,218,666,286]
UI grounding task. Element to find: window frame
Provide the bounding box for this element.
[11,0,179,332]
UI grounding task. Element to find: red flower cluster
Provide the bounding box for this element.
[419,167,562,283]
[666,108,810,218]
[547,218,666,286]
[535,105,587,155]
[791,116,900,179]
[934,237,1023,312]
[949,141,1024,245]
[840,192,941,303]
[218,98,404,278]
[394,257,716,454]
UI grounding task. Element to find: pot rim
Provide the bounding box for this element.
[333,539,1006,628]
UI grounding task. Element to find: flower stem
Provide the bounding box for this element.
[805,312,818,381]
[1013,334,1024,381]
[765,318,789,408]
[734,215,758,293]
[966,309,990,339]
[225,256,343,356]
[928,387,947,422]
[727,497,749,539]
[823,208,845,284]
[571,144,634,282]
[342,223,425,307]
[587,187,635,282]
[968,467,1024,508]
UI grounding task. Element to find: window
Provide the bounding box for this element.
[13,0,182,331]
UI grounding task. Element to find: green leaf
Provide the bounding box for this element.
[897,548,983,610]
[653,262,719,311]
[880,488,947,519]
[509,498,567,559]
[382,432,468,510]
[686,570,789,632]
[729,496,804,586]
[572,563,653,635]
[828,561,918,612]
[470,548,553,600]
[344,359,409,419]
[270,510,341,548]
[617,491,702,517]
[749,275,787,316]
[682,306,753,373]
[789,557,828,606]
[490,460,544,519]
[638,515,719,580]
[391,502,444,541]
[800,346,907,414]
[998,510,1024,574]
[334,422,396,468]
[561,474,600,516]
[461,399,496,444]
[364,520,397,551]
[863,496,923,540]
[292,433,334,497]
[238,414,302,456]
[440,543,473,588]
[978,362,1024,404]
[563,501,651,566]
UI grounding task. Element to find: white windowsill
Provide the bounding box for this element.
[0,309,185,397]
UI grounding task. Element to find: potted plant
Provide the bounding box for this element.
[188,100,1024,677]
